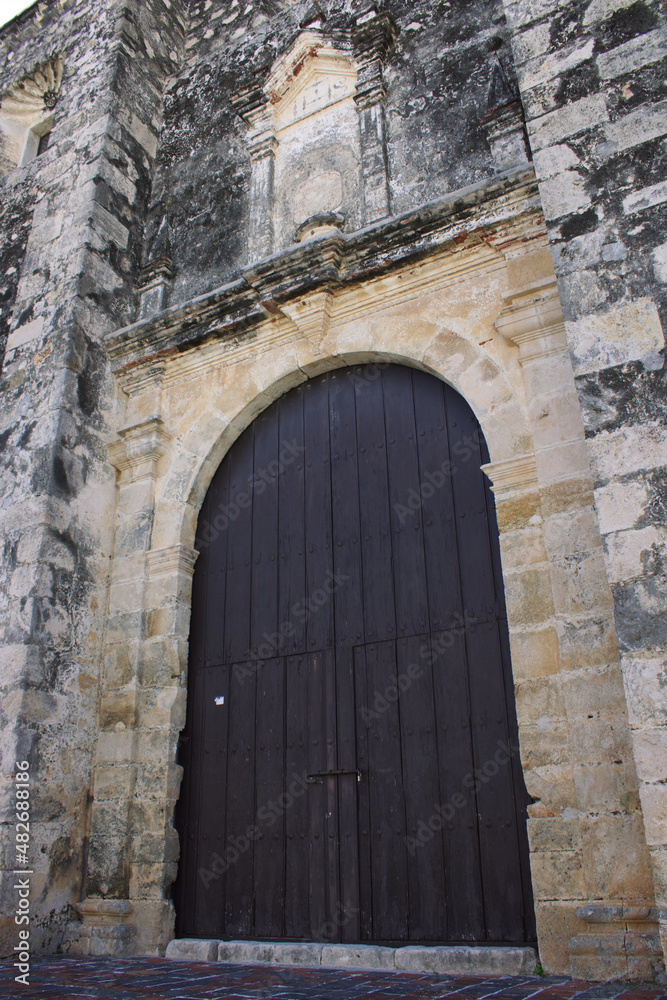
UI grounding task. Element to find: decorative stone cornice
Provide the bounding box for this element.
[495,278,567,363]
[352,8,399,108]
[481,453,538,495]
[280,290,334,350]
[105,167,542,375]
[108,416,171,482]
[146,544,199,581]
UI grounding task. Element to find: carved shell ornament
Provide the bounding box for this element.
[1,56,64,116]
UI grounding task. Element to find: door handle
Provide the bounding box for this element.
[306,769,362,783]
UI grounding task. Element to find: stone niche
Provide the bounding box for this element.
[233,17,396,261]
[0,56,63,174]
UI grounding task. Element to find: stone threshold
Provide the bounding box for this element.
[165,938,539,976]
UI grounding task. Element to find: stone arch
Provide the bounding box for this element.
[153,334,532,556]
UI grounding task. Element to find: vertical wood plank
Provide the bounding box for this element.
[329,370,364,649]
[223,657,257,936]
[353,369,396,644]
[285,653,310,939]
[224,427,255,664]
[364,639,409,941]
[278,388,306,655]
[254,656,286,937]
[411,369,464,632]
[397,634,447,942]
[249,406,280,659]
[383,367,429,638]
[304,376,334,653]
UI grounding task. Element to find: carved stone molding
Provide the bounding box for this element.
[279,289,334,350]
[146,544,199,581]
[0,56,64,172]
[138,257,175,320]
[352,8,398,110]
[108,416,171,483]
[495,278,567,364]
[70,899,136,957]
[481,100,530,174]
[569,903,663,980]
[481,453,538,497]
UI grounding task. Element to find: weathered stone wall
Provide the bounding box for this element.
[499,0,667,968]
[145,0,521,304]
[0,0,665,982]
[0,0,186,955]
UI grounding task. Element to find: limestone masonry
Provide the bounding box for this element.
[0,0,665,982]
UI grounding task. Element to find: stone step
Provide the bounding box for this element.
[165,938,539,975]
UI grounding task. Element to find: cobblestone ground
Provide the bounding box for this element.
[0,958,665,1000]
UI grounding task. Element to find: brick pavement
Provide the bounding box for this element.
[0,958,665,1000]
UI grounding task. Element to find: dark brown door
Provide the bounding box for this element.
[174,364,536,945]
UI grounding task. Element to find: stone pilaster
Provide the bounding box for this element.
[353,9,397,224]
[76,415,172,955]
[232,87,278,262]
[491,275,663,980]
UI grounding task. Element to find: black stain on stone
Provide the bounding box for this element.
[594,1,659,53]
[553,59,600,105]
[560,208,598,241]
[77,342,105,417]
[576,352,667,438]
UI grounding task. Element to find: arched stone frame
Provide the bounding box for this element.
[77,234,661,980]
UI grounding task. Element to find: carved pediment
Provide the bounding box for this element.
[265,32,357,131]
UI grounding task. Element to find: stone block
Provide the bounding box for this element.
[93,765,135,801]
[320,944,395,970]
[166,938,219,962]
[99,689,137,730]
[524,764,578,815]
[393,944,537,974]
[620,653,667,727]
[580,813,656,900]
[494,490,541,532]
[624,177,667,215]
[556,613,619,671]
[535,440,592,486]
[527,815,579,853]
[534,899,581,974]
[499,525,547,569]
[508,626,560,680]
[541,508,602,561]
[561,664,626,719]
[530,849,586,900]
[515,676,566,724]
[632,726,667,784]
[503,565,554,627]
[640,784,667,848]
[595,478,649,535]
[604,100,667,159]
[567,297,665,375]
[590,423,667,486]
[519,722,571,768]
[538,475,595,519]
[529,95,608,150]
[217,941,323,965]
[537,171,591,221]
[573,762,639,813]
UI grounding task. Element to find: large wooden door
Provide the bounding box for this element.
[174,364,536,945]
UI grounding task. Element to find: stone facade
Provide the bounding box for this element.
[0,0,665,981]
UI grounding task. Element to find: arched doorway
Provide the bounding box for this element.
[174,363,536,946]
